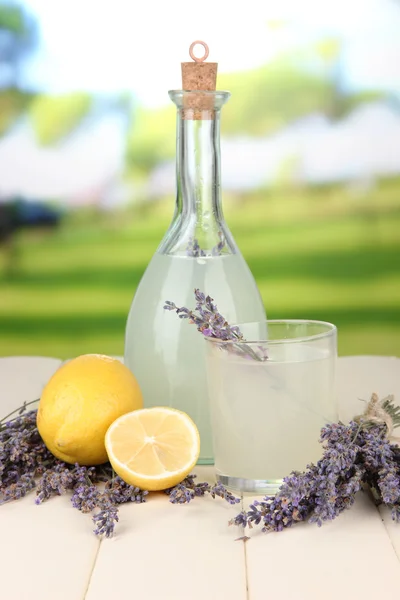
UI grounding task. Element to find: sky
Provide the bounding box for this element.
[21,0,400,107]
[2,0,400,201]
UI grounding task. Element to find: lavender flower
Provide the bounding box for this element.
[165,474,211,504]
[359,428,394,471]
[186,232,226,258]
[71,484,100,512]
[104,476,148,504]
[165,474,240,506]
[93,506,119,538]
[186,237,206,258]
[73,464,98,483]
[166,483,196,504]
[211,232,226,256]
[181,474,211,497]
[391,505,400,522]
[1,474,36,504]
[378,466,400,505]
[35,464,76,504]
[210,482,241,505]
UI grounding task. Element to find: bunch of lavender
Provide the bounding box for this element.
[165,395,400,534]
[0,403,148,537]
[164,288,267,361]
[229,394,400,534]
[0,399,236,538]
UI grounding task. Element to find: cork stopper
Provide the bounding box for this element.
[181,41,218,119]
[181,41,217,90]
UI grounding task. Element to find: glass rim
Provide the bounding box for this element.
[203,319,337,346]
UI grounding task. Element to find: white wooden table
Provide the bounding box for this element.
[1,355,400,600]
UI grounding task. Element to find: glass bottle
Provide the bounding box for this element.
[124,90,266,464]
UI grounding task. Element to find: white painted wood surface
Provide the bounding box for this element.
[0,355,399,599]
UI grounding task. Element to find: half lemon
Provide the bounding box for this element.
[105,407,200,491]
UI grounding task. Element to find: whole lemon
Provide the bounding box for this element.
[37,354,143,465]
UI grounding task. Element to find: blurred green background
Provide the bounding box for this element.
[1,0,400,359]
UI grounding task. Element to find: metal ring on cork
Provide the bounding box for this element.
[189,40,209,63]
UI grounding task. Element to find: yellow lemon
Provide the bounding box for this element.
[105,407,200,491]
[37,354,143,465]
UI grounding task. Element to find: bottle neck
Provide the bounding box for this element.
[176,111,223,226]
[158,90,235,257]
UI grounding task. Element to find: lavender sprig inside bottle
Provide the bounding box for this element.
[186,231,226,258]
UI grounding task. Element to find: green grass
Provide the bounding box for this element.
[1,185,399,359]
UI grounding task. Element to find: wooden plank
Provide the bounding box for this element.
[1,494,101,600]
[0,356,62,414]
[380,505,400,562]
[85,466,248,600]
[0,357,100,600]
[244,493,400,600]
[243,356,400,599]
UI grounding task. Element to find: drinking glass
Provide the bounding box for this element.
[205,320,337,494]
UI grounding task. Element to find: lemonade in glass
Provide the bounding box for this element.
[205,320,337,494]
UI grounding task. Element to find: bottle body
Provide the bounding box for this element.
[125,252,265,463]
[124,90,266,463]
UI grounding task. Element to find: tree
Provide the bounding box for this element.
[125,104,176,174]
[0,1,37,134]
[0,1,37,87]
[29,93,93,145]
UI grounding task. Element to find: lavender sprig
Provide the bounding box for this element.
[1,474,36,503]
[164,288,267,361]
[186,231,226,258]
[92,506,119,538]
[71,483,100,513]
[210,482,241,505]
[104,476,149,504]
[211,232,226,256]
[165,474,212,504]
[186,237,206,258]
[165,473,240,506]
[164,290,243,342]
